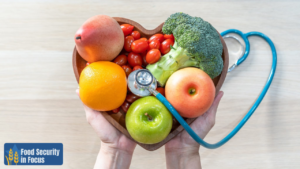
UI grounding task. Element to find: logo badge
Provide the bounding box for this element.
[4,143,63,165]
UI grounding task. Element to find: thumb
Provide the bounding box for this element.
[75,88,103,126]
[75,88,118,140]
[207,91,224,120]
[76,88,79,96]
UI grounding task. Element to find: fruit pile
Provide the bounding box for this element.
[84,23,174,113]
[112,24,176,113]
[75,13,223,144]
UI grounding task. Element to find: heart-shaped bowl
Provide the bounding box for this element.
[72,17,229,151]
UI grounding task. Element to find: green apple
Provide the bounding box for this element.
[125,96,173,144]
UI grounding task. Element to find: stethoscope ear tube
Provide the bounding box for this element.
[222,35,245,72]
[154,29,277,149]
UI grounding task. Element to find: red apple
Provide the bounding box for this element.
[75,15,124,62]
[165,67,215,118]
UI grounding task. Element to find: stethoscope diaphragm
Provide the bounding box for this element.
[127,69,157,97]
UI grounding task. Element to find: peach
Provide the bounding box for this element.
[165,68,215,118]
[75,15,124,62]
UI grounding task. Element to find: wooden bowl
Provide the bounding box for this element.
[72,17,229,151]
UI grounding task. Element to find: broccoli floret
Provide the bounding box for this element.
[162,12,193,34]
[147,12,223,86]
[198,55,223,78]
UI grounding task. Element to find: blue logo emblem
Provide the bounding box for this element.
[4,143,63,165]
[5,144,21,165]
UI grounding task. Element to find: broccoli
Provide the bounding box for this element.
[146,12,223,86]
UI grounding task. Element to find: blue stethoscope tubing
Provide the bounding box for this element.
[155,29,277,149]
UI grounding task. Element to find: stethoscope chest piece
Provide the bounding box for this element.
[127,69,157,97]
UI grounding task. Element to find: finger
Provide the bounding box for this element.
[192,91,223,132]
[180,91,224,141]
[76,88,79,96]
[207,91,224,119]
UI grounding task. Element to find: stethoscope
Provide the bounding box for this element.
[127,29,277,149]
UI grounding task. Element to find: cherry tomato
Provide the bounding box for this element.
[141,51,148,67]
[133,65,143,71]
[148,39,160,50]
[146,49,161,64]
[164,34,175,42]
[124,36,135,52]
[131,39,148,53]
[149,34,164,43]
[139,37,148,42]
[124,64,132,68]
[121,101,130,113]
[156,87,165,96]
[126,93,141,103]
[113,54,127,66]
[131,31,141,40]
[120,24,134,36]
[121,65,132,77]
[128,52,142,67]
[112,107,120,113]
[86,62,90,66]
[160,39,174,54]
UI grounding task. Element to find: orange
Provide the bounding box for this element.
[79,61,127,111]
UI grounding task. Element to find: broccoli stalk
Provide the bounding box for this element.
[147,42,198,85]
[146,12,223,86]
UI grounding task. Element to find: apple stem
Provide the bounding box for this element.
[189,88,196,95]
[76,36,81,40]
[144,113,153,121]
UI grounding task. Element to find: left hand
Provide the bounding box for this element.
[77,89,136,169]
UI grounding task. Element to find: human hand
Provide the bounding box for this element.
[165,91,224,169]
[76,89,136,169]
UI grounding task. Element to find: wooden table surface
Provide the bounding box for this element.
[1,0,299,168]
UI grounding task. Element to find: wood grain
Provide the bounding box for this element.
[1,0,300,168]
[72,17,229,151]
